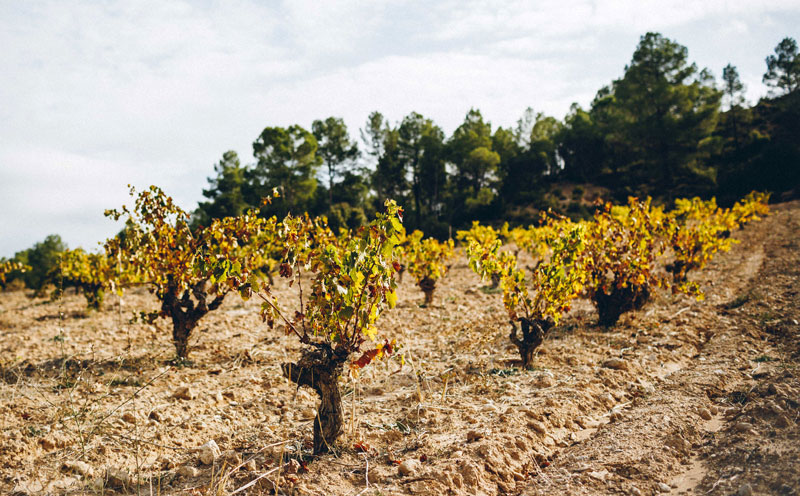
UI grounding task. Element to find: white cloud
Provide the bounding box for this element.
[0,145,193,253]
[0,0,798,255]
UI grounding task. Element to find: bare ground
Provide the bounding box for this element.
[1,202,798,496]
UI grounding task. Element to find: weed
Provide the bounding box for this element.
[52,379,75,392]
[168,356,194,368]
[724,289,760,309]
[728,391,748,405]
[109,376,143,387]
[26,425,45,437]
[757,311,776,324]
[488,368,519,377]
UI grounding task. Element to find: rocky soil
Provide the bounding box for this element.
[1,202,798,495]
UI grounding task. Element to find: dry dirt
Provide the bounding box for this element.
[1,202,798,496]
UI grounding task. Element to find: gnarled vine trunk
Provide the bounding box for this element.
[161,279,225,359]
[418,277,436,306]
[82,283,104,310]
[594,285,650,327]
[282,345,348,455]
[665,259,698,284]
[490,272,501,289]
[509,317,553,369]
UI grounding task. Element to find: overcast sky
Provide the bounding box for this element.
[1,0,798,257]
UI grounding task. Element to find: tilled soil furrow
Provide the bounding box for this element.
[519,202,799,496]
[1,203,797,496]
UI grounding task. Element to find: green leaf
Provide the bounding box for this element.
[340,306,354,320]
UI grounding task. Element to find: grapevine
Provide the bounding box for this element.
[105,185,275,359]
[221,200,404,454]
[403,230,455,305]
[584,197,668,327]
[54,248,113,309]
[466,216,587,367]
[0,260,29,290]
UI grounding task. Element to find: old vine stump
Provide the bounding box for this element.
[282,345,348,455]
[509,317,554,369]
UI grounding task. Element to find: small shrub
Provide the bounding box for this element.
[584,198,668,327]
[467,217,587,368]
[223,200,404,454]
[402,230,454,305]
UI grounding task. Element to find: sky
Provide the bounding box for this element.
[1,0,799,257]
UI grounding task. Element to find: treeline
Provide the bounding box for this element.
[195,32,799,238]
[2,32,798,292]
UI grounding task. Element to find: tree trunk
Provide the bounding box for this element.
[328,163,334,208]
[171,317,195,359]
[162,279,225,360]
[282,345,347,455]
[509,318,553,369]
[84,284,104,310]
[665,260,694,283]
[418,277,435,306]
[594,285,650,327]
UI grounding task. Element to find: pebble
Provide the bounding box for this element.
[603,358,629,371]
[527,421,547,435]
[121,412,136,424]
[198,440,221,465]
[698,408,713,420]
[174,386,197,400]
[734,422,755,433]
[398,459,421,476]
[106,468,129,489]
[63,460,94,478]
[157,455,176,470]
[738,483,753,496]
[630,487,642,496]
[587,470,608,481]
[176,465,199,478]
[286,459,301,474]
[657,482,671,492]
